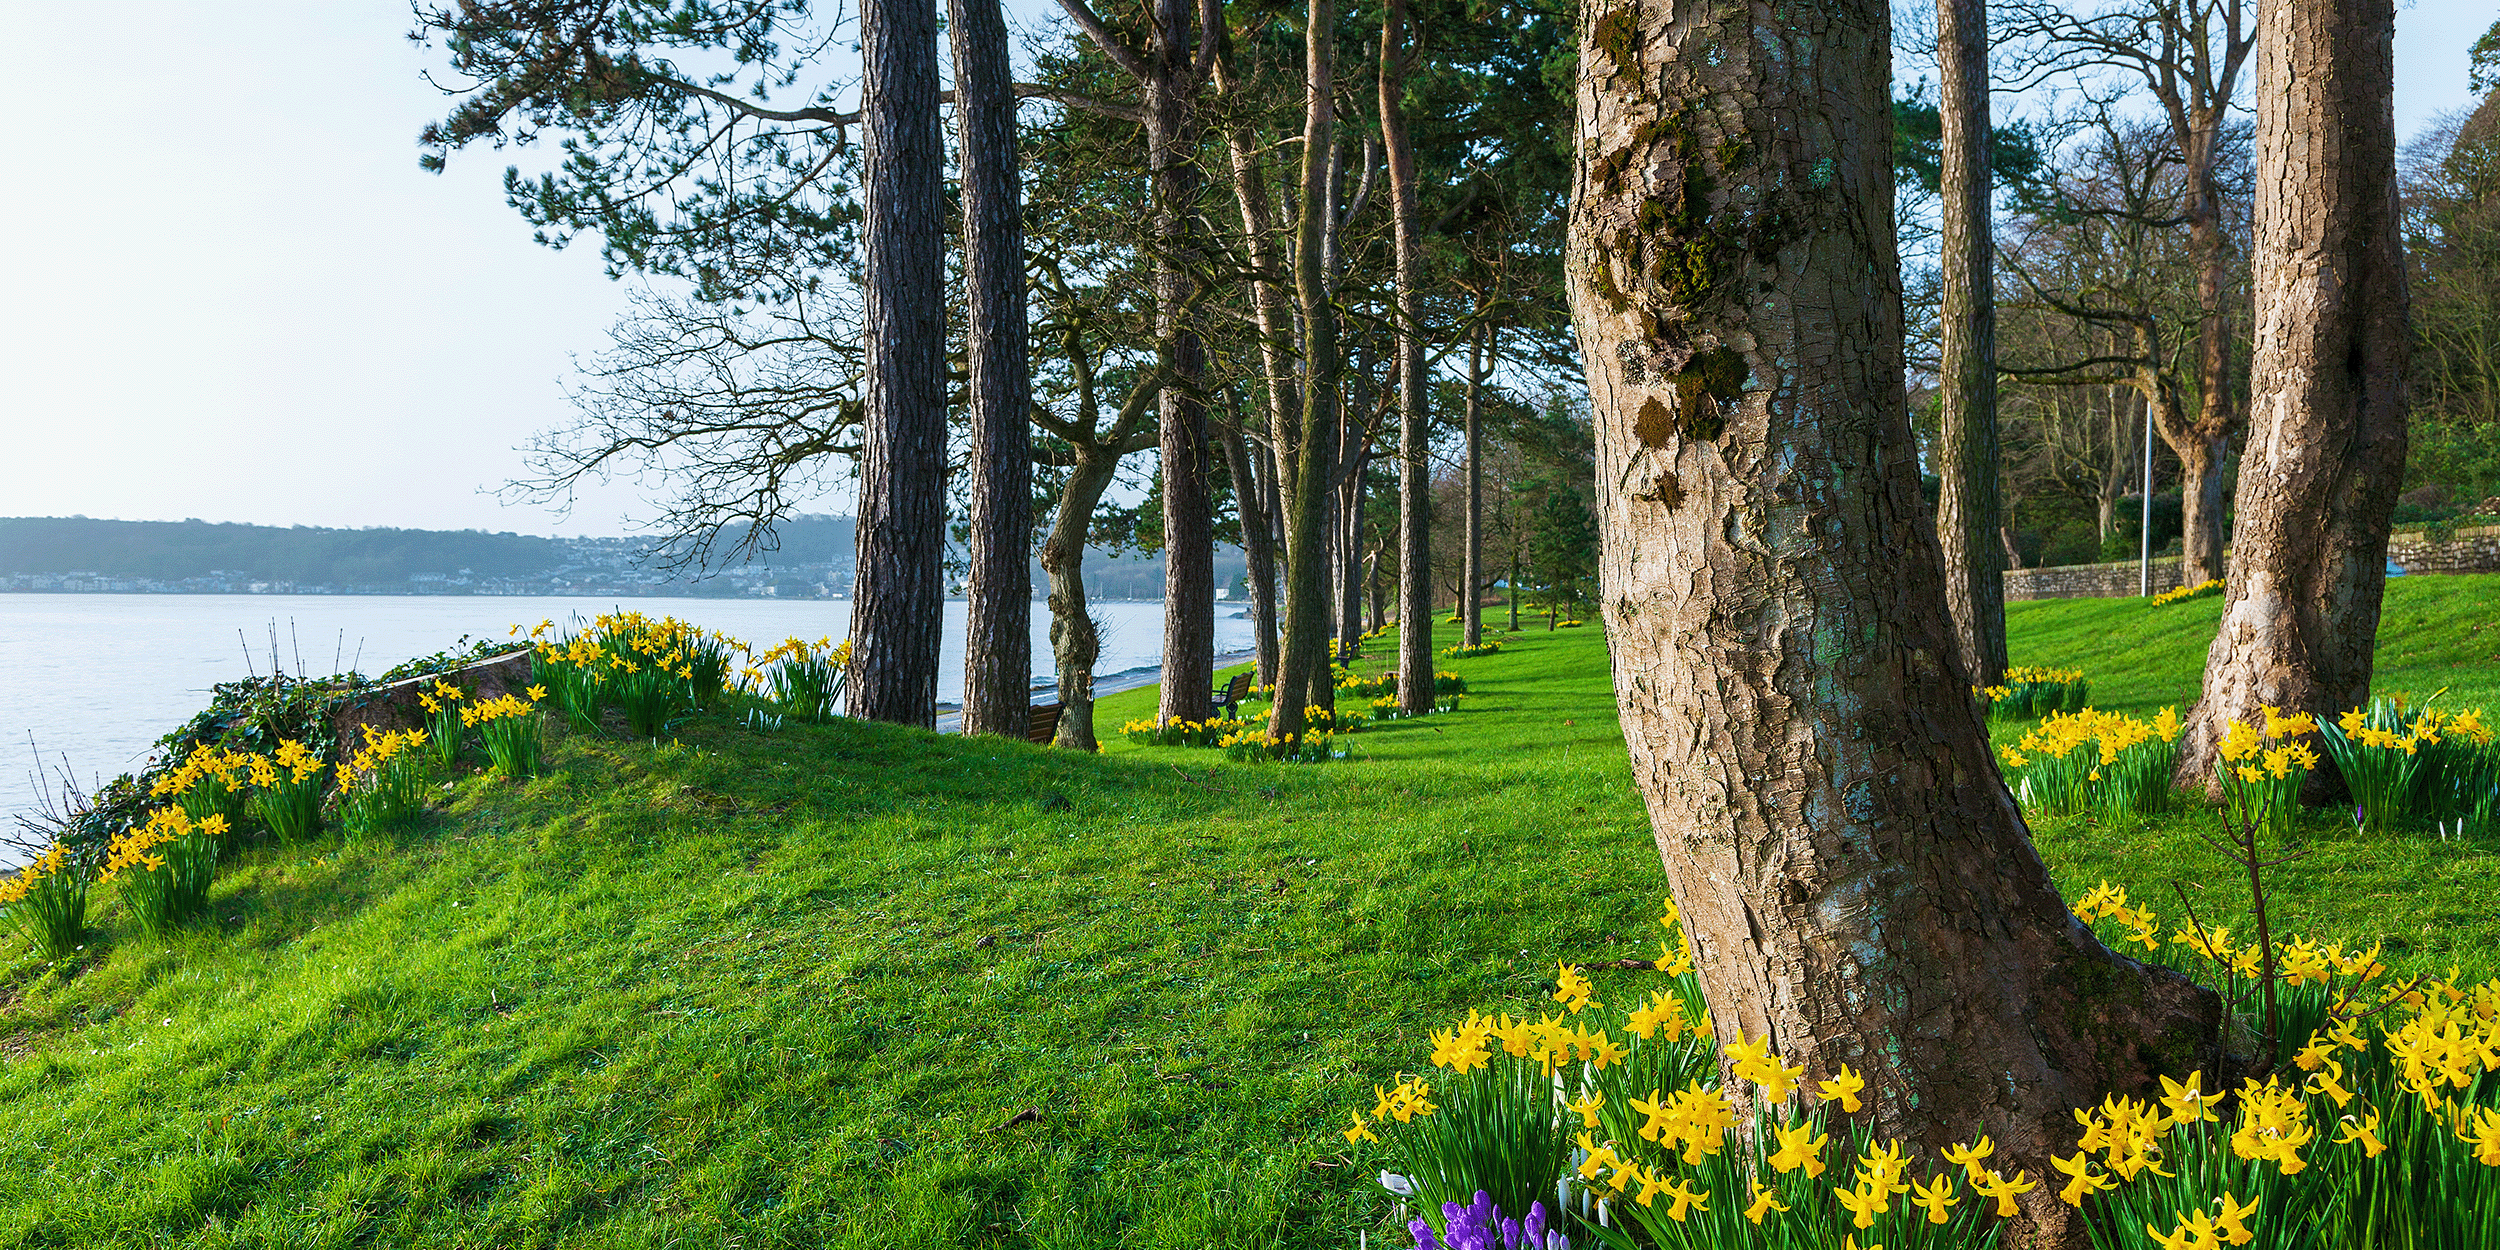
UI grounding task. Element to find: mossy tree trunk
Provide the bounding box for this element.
[1269,0,1343,744]
[1382,0,1435,715]
[1564,0,2221,1235]
[2180,0,2409,792]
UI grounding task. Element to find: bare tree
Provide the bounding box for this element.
[2181,0,2409,787]
[1566,0,2217,1237]
[2008,0,2257,584]
[508,291,863,569]
[1031,282,1168,750]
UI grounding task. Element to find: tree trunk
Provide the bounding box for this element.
[2176,428,2229,584]
[1222,416,1282,688]
[1381,0,1434,714]
[850,0,946,727]
[1146,48,1215,727]
[1337,454,1369,663]
[952,0,1032,740]
[1564,0,2220,1234]
[1270,0,1341,745]
[1935,0,2006,688]
[1210,47,1305,534]
[1462,324,1487,650]
[1335,340,1375,662]
[1043,445,1121,751]
[2179,0,2409,793]
[1504,521,1520,633]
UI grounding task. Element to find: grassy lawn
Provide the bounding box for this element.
[0,577,2492,1247]
[2003,574,2500,984]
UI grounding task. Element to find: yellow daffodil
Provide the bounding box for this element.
[1818,1064,1866,1113]
[1743,1178,1788,1225]
[1972,1168,2037,1217]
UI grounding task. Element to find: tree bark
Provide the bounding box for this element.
[2178,0,2409,792]
[952,0,1033,740]
[2177,428,2229,581]
[850,0,946,726]
[1934,0,2007,687]
[1146,41,1215,727]
[1462,324,1487,650]
[1222,415,1282,687]
[1564,0,2220,1233]
[1269,0,1342,744]
[1050,0,1217,729]
[1381,0,1434,714]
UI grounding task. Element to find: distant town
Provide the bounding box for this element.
[0,536,858,599]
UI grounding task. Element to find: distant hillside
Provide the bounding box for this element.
[0,515,1239,600]
[0,517,568,583]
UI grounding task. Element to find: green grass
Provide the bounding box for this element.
[0,582,2493,1247]
[2001,573,2500,990]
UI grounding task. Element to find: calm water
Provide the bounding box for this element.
[1,594,1249,853]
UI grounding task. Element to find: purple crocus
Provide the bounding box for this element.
[1426,1194,1566,1250]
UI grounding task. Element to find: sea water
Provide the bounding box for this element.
[1,594,1251,854]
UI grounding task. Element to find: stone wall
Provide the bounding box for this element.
[327,648,535,758]
[2388,523,2500,575]
[2002,557,2194,601]
[2001,524,2500,601]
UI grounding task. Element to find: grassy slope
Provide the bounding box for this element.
[0,577,2493,1248]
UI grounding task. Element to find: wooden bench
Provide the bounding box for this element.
[1211,671,1253,717]
[1026,702,1064,744]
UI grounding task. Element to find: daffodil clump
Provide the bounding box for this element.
[1443,640,1505,660]
[2060,885,2500,1248]
[101,807,224,938]
[528,612,747,737]
[1122,715,1261,748]
[2212,707,2321,842]
[2315,699,2497,836]
[414,679,469,768]
[1216,727,1343,762]
[147,744,254,834]
[463,687,550,778]
[335,724,435,838]
[247,738,328,842]
[2152,579,2225,607]
[0,842,89,959]
[1998,707,2183,820]
[1347,891,2500,1248]
[1557,619,1587,628]
[1975,666,2090,721]
[528,625,611,731]
[740,636,851,722]
[1339,670,1399,701]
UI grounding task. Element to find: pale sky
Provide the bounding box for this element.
[0,1,2488,539]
